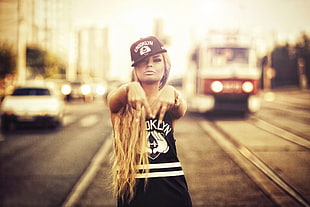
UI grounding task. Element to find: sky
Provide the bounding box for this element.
[73,0,310,78]
[74,0,310,38]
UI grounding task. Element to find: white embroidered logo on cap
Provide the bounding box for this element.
[134,40,153,53]
[140,46,151,56]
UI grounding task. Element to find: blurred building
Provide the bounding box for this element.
[0,0,74,82]
[76,27,110,80]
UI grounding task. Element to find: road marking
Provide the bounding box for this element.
[62,133,113,207]
[63,115,76,126]
[79,114,99,127]
[63,114,100,128]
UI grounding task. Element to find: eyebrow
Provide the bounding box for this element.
[152,55,162,58]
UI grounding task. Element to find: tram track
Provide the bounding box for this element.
[261,104,310,121]
[258,92,310,141]
[199,118,310,207]
[262,90,310,110]
[249,117,310,150]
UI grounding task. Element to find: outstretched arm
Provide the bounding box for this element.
[170,89,187,119]
[107,82,153,124]
[107,84,128,114]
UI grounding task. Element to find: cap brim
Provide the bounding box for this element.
[131,50,167,67]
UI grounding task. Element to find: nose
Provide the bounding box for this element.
[147,59,153,67]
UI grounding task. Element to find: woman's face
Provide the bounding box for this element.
[134,53,165,85]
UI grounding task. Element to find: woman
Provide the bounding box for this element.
[108,36,192,207]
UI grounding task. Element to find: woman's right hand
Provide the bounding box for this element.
[127,82,153,119]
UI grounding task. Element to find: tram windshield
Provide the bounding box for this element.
[205,47,249,67]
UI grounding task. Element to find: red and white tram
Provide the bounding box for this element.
[183,31,261,113]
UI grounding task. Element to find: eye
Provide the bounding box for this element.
[137,60,148,67]
[153,58,162,62]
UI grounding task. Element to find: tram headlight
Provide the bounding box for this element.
[211,81,223,93]
[61,84,71,95]
[81,84,91,95]
[242,81,254,93]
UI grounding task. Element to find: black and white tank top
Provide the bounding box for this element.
[136,113,184,178]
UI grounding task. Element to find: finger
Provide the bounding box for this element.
[151,101,161,119]
[158,105,167,124]
[142,99,153,118]
[128,93,137,109]
[128,99,135,109]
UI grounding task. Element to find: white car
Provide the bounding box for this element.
[1,84,65,131]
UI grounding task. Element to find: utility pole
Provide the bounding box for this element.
[16,0,26,85]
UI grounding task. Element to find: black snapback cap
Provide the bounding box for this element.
[130,36,167,67]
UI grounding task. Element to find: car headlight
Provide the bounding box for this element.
[211,81,223,93]
[96,86,106,95]
[61,84,71,95]
[81,84,91,95]
[242,81,254,93]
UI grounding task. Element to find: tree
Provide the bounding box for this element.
[26,46,46,77]
[295,33,310,86]
[0,42,16,79]
[26,46,66,78]
[271,43,298,88]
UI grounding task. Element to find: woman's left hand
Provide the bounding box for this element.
[152,85,176,123]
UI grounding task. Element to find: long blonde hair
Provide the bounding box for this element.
[112,52,171,202]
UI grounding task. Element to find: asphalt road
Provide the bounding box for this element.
[0,100,112,207]
[73,89,310,207]
[0,89,309,207]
